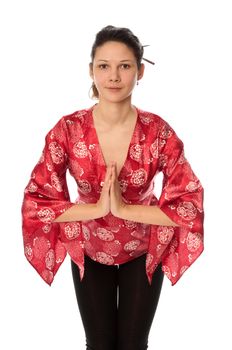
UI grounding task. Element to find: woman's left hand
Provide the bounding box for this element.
[109,161,127,218]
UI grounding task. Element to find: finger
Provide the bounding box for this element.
[103,178,111,191]
[105,165,115,184]
[112,161,118,175]
[110,170,118,194]
[101,166,113,191]
[104,165,112,181]
[109,167,115,186]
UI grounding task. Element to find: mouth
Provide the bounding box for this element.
[107,87,122,91]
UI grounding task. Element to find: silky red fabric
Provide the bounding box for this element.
[22,104,204,286]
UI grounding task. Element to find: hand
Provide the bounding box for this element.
[96,163,112,217]
[110,161,127,218]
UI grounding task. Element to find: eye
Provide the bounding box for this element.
[98,64,108,69]
[121,64,130,69]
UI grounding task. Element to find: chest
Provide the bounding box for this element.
[95,125,135,175]
[68,112,159,194]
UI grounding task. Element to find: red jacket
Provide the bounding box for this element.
[22,104,204,286]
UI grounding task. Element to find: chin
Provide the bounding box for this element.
[100,91,132,103]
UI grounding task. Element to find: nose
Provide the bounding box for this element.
[109,67,121,82]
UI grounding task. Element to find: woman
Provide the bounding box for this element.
[22,25,204,350]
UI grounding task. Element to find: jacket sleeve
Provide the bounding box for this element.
[150,120,204,285]
[21,117,77,285]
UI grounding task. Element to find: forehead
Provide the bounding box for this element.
[94,41,136,61]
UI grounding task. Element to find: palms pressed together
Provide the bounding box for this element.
[97,161,126,218]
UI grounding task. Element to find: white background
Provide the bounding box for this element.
[1,0,231,349]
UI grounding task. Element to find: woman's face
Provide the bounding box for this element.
[90,41,144,103]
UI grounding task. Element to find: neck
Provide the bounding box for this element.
[92,98,136,126]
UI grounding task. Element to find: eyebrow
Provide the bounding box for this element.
[96,59,134,62]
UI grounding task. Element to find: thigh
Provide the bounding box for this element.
[71,255,118,349]
[117,254,164,350]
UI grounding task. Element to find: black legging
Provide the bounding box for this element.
[71,253,164,350]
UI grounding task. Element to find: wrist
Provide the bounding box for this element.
[94,202,110,219]
[116,202,129,220]
[115,203,143,223]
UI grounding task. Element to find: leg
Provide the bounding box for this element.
[71,255,118,350]
[117,254,164,350]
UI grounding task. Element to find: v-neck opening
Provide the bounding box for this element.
[89,104,139,179]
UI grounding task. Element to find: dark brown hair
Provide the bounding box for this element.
[89,25,144,99]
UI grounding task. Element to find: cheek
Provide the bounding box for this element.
[93,73,105,87]
[125,75,137,88]
[125,71,137,83]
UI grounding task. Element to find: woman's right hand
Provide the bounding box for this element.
[54,163,114,222]
[95,163,113,217]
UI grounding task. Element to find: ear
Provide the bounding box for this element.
[89,62,94,79]
[138,63,145,81]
